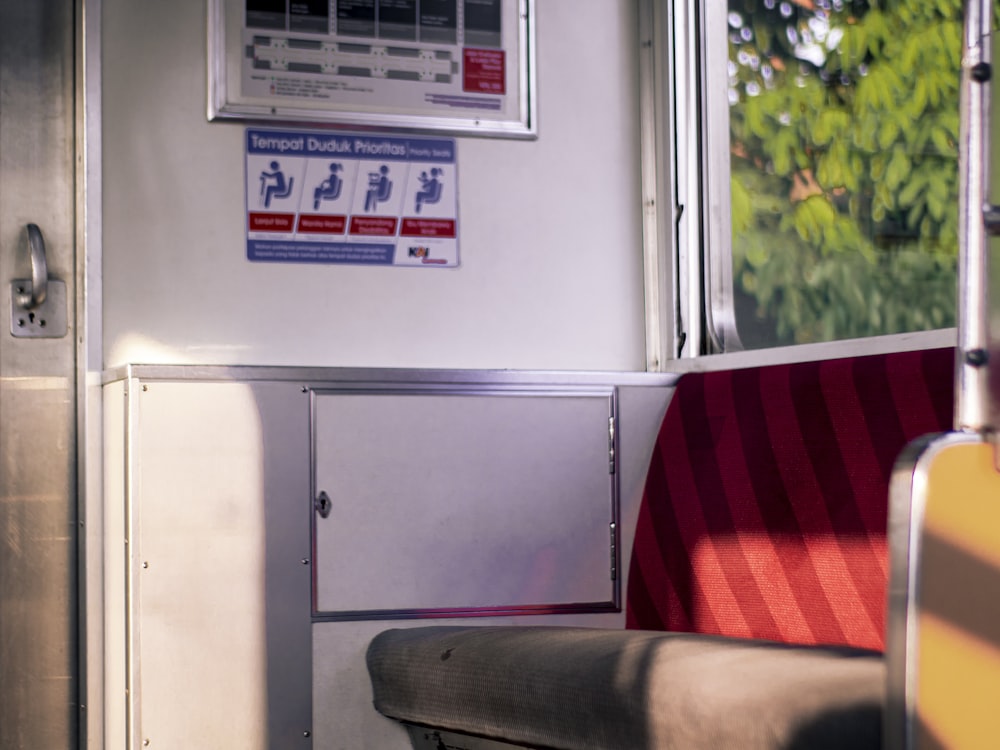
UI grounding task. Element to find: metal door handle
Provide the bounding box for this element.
[18,223,48,309]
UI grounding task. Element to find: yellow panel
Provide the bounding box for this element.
[919,613,1000,747]
[918,441,1000,749]
[923,442,1000,569]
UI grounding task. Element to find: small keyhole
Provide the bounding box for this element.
[28,312,35,323]
[315,491,332,518]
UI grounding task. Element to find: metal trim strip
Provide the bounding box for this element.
[102,364,679,388]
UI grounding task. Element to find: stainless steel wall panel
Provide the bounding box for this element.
[102,377,128,750]
[0,1,79,747]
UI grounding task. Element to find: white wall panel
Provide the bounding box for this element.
[106,375,314,747]
[102,1,644,370]
[102,366,673,747]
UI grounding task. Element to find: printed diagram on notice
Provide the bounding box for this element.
[245,127,459,267]
[211,0,532,137]
[260,160,294,207]
[234,0,518,127]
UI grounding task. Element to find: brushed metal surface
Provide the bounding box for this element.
[0,0,79,747]
[956,0,993,431]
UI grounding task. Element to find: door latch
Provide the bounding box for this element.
[9,224,67,338]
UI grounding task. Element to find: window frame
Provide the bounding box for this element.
[640,0,960,370]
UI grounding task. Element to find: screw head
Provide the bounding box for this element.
[966,348,989,368]
[972,62,992,82]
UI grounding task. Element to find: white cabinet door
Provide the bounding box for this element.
[312,387,619,618]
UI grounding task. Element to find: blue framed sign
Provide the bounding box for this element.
[245,127,459,267]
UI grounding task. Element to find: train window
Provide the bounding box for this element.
[693,0,963,353]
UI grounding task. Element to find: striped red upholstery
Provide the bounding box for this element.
[626,348,954,651]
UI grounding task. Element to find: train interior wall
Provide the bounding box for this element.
[100,0,646,371]
[93,2,660,748]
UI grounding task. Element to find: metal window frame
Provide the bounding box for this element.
[640,0,742,364]
[699,0,743,354]
[672,0,744,357]
[637,0,677,368]
[663,0,980,362]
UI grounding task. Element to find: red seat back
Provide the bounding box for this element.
[626,348,954,650]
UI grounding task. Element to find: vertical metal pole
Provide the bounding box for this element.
[956,0,993,433]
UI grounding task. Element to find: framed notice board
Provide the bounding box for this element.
[209,0,536,138]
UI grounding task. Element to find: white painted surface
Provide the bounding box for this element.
[107,377,314,748]
[101,1,645,370]
[313,389,616,614]
[134,382,270,748]
[103,369,672,747]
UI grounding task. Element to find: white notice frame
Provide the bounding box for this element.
[208,0,536,139]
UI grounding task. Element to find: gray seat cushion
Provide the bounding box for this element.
[367,626,883,750]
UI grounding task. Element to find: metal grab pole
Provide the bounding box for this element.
[957,0,994,433]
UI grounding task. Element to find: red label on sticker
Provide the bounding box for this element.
[349,216,398,236]
[249,212,296,232]
[463,48,505,94]
[297,215,347,234]
[401,218,457,238]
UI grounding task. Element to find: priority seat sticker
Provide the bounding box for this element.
[245,127,459,267]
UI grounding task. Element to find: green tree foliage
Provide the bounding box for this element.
[728,0,962,346]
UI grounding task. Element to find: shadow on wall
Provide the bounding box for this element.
[252,382,314,745]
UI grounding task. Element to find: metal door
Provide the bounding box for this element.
[0,1,80,748]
